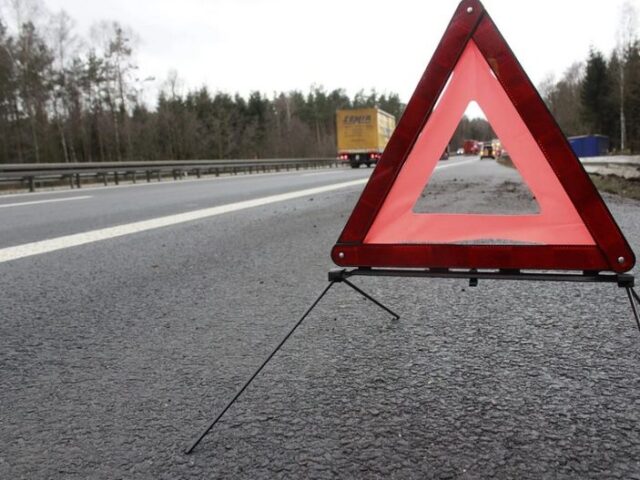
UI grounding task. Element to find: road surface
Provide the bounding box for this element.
[1,157,639,479]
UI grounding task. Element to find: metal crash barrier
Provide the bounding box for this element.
[0,158,341,192]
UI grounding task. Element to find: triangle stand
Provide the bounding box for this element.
[185,267,639,455]
[331,267,640,335]
[184,276,399,455]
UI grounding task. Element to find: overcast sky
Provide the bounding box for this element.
[38,0,638,106]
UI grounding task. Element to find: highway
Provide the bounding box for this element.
[1,156,640,478]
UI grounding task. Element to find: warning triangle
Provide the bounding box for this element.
[332,0,635,273]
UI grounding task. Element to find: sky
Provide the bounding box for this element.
[33,0,640,107]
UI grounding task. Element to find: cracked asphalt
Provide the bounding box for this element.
[1,160,639,479]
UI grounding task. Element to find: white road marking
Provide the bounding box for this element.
[0,179,366,264]
[302,170,346,177]
[0,159,476,264]
[435,158,478,169]
[0,195,92,209]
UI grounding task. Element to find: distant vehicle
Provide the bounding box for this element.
[336,107,396,168]
[480,143,494,159]
[463,139,481,155]
[456,148,464,155]
[480,139,502,159]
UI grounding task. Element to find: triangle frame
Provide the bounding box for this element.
[331,0,635,273]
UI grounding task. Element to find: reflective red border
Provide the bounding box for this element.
[332,0,635,273]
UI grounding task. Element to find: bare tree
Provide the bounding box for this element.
[616,0,638,151]
[90,20,138,160]
[163,69,183,101]
[541,62,587,136]
[48,9,78,161]
[1,0,45,33]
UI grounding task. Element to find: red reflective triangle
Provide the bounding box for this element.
[332,0,635,273]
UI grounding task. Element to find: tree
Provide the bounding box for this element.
[90,20,138,161]
[616,0,638,150]
[540,63,587,136]
[625,42,640,152]
[12,21,53,162]
[49,9,78,162]
[581,49,610,135]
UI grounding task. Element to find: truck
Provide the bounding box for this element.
[463,139,481,155]
[336,107,396,168]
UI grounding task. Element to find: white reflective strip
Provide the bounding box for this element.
[0,196,92,209]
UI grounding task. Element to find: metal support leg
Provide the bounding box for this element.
[185,281,336,455]
[625,287,640,333]
[341,278,400,321]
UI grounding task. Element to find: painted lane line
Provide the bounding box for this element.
[0,180,367,264]
[0,159,475,264]
[301,171,348,177]
[0,195,92,209]
[302,158,478,176]
[435,158,478,169]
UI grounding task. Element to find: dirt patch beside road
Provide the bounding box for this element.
[589,174,640,201]
[497,155,640,200]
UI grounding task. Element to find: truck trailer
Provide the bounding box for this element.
[336,108,396,168]
[568,135,609,157]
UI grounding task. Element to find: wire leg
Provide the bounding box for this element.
[630,286,640,306]
[625,287,640,334]
[342,278,400,321]
[185,281,336,454]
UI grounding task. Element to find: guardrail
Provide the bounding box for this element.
[580,155,640,180]
[0,158,342,192]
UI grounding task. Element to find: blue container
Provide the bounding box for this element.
[568,135,609,157]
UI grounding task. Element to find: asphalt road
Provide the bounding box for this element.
[1,157,640,479]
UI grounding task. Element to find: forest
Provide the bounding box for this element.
[0,1,638,164]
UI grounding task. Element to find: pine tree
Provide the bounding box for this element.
[581,49,611,135]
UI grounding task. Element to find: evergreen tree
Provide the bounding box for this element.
[625,42,640,152]
[581,49,611,135]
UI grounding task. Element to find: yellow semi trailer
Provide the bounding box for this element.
[336,108,396,168]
